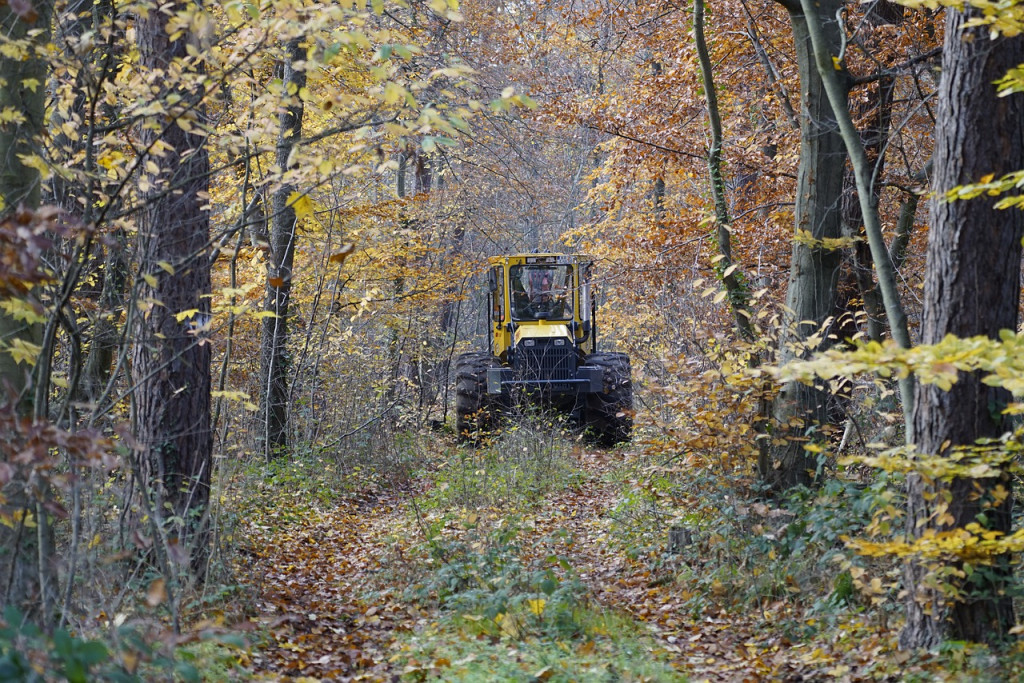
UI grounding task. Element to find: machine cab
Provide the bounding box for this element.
[487,253,595,360]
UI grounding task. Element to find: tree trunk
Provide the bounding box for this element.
[0,0,50,406]
[800,0,916,442]
[57,0,127,410]
[78,235,128,406]
[0,0,53,624]
[762,0,846,490]
[131,0,212,579]
[900,7,1024,649]
[260,39,306,461]
[693,0,753,343]
[837,1,906,345]
[840,78,895,344]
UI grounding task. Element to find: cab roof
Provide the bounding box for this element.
[487,253,594,266]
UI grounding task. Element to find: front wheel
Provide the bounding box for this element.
[585,352,633,446]
[454,352,501,444]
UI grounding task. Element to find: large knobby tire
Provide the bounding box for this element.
[454,352,501,444]
[585,352,633,446]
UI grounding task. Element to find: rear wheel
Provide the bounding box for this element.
[585,352,633,446]
[454,352,501,443]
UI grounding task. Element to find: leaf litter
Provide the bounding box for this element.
[242,447,948,681]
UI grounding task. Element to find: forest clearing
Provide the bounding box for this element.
[3,0,1024,680]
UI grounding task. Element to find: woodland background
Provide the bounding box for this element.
[2,0,1024,679]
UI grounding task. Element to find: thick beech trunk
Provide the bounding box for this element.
[838,1,904,345]
[900,8,1024,649]
[800,0,915,440]
[131,1,212,578]
[763,0,846,490]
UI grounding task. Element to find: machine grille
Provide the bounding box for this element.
[513,340,575,381]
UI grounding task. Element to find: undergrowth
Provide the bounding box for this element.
[605,460,906,622]
[0,605,248,682]
[598,449,1024,679]
[390,614,683,682]
[419,418,582,511]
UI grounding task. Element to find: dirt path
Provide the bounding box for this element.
[519,450,784,681]
[242,449,894,681]
[520,450,901,681]
[243,491,414,680]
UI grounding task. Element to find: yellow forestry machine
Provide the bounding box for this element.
[454,253,632,445]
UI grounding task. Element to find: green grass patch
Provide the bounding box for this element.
[226,430,427,524]
[391,604,684,682]
[389,510,684,682]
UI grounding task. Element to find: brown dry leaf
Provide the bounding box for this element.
[329,243,355,264]
[146,578,167,607]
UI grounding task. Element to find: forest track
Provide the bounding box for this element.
[242,447,893,681]
[515,449,787,682]
[243,489,417,681]
[522,449,899,682]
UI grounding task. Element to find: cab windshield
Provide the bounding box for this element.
[510,264,574,321]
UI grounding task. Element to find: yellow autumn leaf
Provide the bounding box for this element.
[8,338,41,366]
[97,150,125,170]
[211,389,253,402]
[527,598,546,616]
[0,509,36,529]
[287,191,314,220]
[0,298,45,324]
[17,154,51,180]
[0,44,27,60]
[383,82,406,105]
